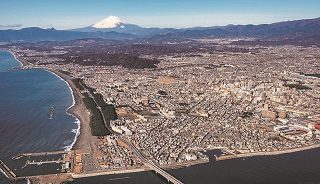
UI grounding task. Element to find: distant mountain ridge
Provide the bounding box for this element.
[0,27,135,42]
[156,17,320,39]
[1,16,320,43]
[224,17,320,39]
[72,16,320,39]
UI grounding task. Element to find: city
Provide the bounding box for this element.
[1,1,320,181]
[2,38,319,182]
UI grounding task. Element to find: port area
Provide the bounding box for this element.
[1,147,209,183]
[1,149,144,183]
[1,150,75,182]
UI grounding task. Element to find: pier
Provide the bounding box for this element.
[26,158,64,166]
[22,150,68,157]
[13,150,69,160]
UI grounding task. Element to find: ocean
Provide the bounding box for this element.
[1,50,320,184]
[0,50,79,184]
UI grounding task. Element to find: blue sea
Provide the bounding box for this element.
[0,50,79,184]
[1,50,320,184]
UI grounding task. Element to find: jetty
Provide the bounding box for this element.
[26,158,63,166]
[0,159,17,180]
[13,150,68,159]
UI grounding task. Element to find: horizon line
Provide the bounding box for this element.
[1,15,319,31]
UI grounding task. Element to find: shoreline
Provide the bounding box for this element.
[235,143,320,158]
[2,50,85,151]
[44,69,81,151]
[43,68,97,152]
[7,50,27,66]
[215,143,320,161]
[3,49,320,178]
[72,168,149,179]
[2,48,93,153]
[2,48,95,153]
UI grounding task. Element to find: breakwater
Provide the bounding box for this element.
[0,160,16,180]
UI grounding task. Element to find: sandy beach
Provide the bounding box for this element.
[47,69,98,154]
[67,78,98,153]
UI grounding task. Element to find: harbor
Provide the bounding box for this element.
[0,150,73,182]
[0,147,184,183]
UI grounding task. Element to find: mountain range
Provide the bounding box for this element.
[1,16,320,43]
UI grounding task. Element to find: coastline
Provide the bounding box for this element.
[44,69,82,151]
[3,48,98,154]
[4,49,320,179]
[72,168,149,179]
[7,50,28,66]
[216,143,320,161]
[235,143,320,158]
[4,50,90,152]
[66,76,98,153]
[43,68,98,153]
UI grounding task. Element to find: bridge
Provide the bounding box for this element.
[119,137,184,184]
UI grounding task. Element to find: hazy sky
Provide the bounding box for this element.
[1,0,320,29]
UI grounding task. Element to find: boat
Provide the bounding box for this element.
[49,107,56,119]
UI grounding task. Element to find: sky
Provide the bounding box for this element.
[0,0,320,30]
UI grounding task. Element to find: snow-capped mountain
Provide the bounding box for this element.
[92,16,126,29]
[71,16,175,37]
[69,16,320,40]
[72,16,142,33]
[1,16,320,43]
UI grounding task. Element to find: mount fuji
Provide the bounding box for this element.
[72,16,142,33]
[1,16,320,43]
[92,16,127,29]
[71,16,176,37]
